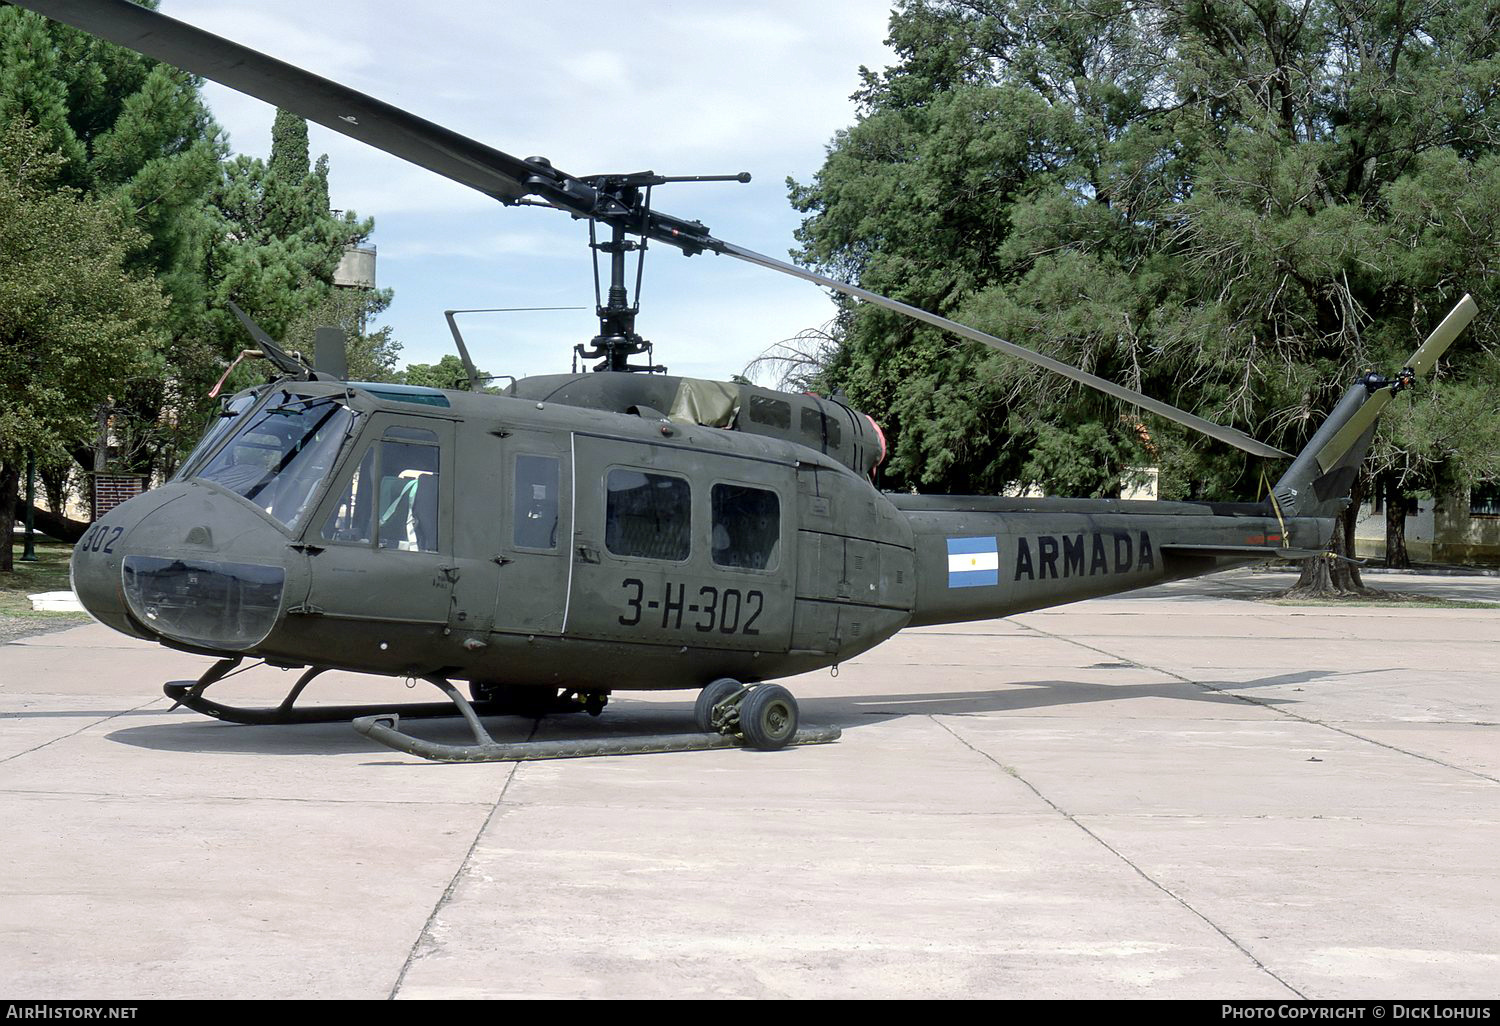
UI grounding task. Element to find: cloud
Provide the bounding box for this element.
[161,0,893,379]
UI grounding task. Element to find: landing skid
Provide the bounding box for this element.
[353,713,842,763]
[163,659,542,726]
[354,677,840,763]
[162,659,841,762]
[164,660,466,725]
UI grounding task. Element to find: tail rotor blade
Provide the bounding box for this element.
[1409,294,1478,376]
[1313,294,1477,472]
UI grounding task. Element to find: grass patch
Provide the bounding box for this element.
[0,539,83,619]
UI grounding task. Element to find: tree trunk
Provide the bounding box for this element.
[1384,473,1411,569]
[1287,473,1369,597]
[38,463,69,515]
[27,501,88,543]
[0,461,19,573]
[1342,472,1367,589]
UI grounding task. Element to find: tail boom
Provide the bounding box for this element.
[893,495,1330,627]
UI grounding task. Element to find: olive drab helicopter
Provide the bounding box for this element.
[27,0,1479,762]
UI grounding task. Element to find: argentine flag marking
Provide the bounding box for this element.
[947,536,999,588]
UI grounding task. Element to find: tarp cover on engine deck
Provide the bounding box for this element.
[668,379,741,428]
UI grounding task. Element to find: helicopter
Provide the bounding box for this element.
[25,0,1479,762]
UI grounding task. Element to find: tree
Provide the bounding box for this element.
[0,1,222,489]
[193,110,390,417]
[790,0,1499,588]
[282,286,402,383]
[398,354,482,391]
[0,118,166,570]
[0,8,402,539]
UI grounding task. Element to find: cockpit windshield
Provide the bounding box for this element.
[194,391,358,530]
[173,391,260,482]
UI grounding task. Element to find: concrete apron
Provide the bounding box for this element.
[2,568,1497,998]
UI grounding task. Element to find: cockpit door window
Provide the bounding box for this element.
[321,426,441,553]
[377,439,440,552]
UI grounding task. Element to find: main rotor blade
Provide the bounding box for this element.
[226,300,306,376]
[718,243,1291,459]
[1313,294,1477,472]
[10,0,544,203]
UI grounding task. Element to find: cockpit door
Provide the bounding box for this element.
[303,416,456,635]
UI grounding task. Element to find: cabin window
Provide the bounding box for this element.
[747,395,791,429]
[711,484,780,571]
[800,407,841,449]
[605,469,690,561]
[514,454,560,550]
[320,434,441,552]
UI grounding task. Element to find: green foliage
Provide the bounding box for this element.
[0,2,223,476]
[0,116,168,570]
[282,286,403,384]
[0,117,166,463]
[398,354,480,391]
[1020,422,1150,499]
[0,6,400,484]
[791,0,1500,500]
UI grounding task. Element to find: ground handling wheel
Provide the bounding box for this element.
[738,684,799,751]
[694,677,744,733]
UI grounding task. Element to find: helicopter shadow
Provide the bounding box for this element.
[798,667,1367,727]
[97,666,1361,759]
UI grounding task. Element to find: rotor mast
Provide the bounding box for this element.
[573,172,750,374]
[579,217,655,373]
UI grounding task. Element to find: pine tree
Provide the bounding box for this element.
[792,0,1500,587]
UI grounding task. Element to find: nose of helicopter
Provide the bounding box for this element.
[71,483,293,652]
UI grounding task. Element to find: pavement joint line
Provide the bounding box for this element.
[387,720,538,1000]
[1015,622,1500,787]
[930,715,1308,1000]
[0,698,163,765]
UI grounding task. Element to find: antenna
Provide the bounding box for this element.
[444,307,588,388]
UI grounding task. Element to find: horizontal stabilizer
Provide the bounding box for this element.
[1161,544,1327,560]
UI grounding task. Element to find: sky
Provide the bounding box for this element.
[158,0,900,384]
